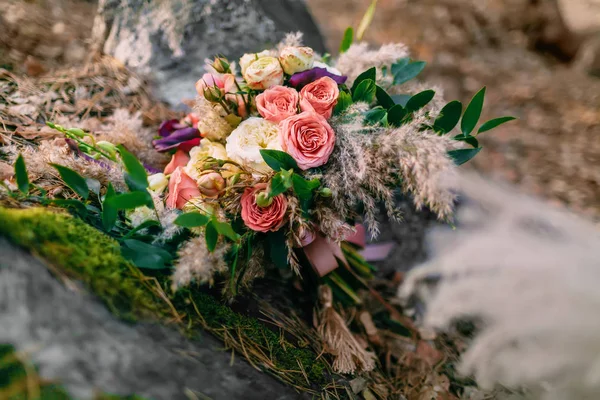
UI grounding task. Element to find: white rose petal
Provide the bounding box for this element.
[225,117,282,174]
[279,46,315,75]
[148,173,168,194]
[313,61,343,77]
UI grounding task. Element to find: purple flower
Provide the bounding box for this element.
[159,119,188,137]
[152,127,200,152]
[288,67,347,89]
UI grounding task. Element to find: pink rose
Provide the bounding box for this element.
[223,74,248,118]
[197,171,225,199]
[164,149,190,175]
[241,183,287,232]
[256,86,299,123]
[195,73,225,98]
[166,167,201,209]
[279,111,336,170]
[299,76,339,119]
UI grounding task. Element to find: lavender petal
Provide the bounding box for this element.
[288,67,347,89]
[152,127,200,152]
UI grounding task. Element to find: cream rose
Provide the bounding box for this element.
[225,117,282,174]
[279,46,315,75]
[185,138,228,182]
[243,56,284,90]
[239,50,273,75]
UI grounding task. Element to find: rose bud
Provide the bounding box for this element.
[195,73,224,98]
[279,46,315,75]
[197,171,225,199]
[243,56,284,90]
[212,56,231,73]
[148,173,169,194]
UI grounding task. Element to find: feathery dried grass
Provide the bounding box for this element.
[172,235,230,289]
[399,172,600,399]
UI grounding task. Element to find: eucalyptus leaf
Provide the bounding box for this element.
[364,106,387,125]
[448,148,482,165]
[205,221,218,252]
[351,67,376,92]
[174,212,210,228]
[478,116,516,134]
[391,94,411,107]
[14,154,29,194]
[117,144,149,191]
[352,78,376,103]
[461,87,486,136]
[340,27,353,53]
[259,149,299,172]
[405,90,435,112]
[50,164,89,200]
[433,100,462,134]
[393,61,426,85]
[390,58,410,76]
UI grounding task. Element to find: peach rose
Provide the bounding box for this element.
[164,149,190,175]
[195,73,225,99]
[299,76,339,119]
[279,111,336,170]
[256,86,299,123]
[243,56,284,90]
[241,183,287,232]
[166,167,201,209]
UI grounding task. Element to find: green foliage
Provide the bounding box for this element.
[174,212,210,228]
[352,78,376,103]
[333,91,353,115]
[117,145,149,192]
[364,106,387,125]
[356,0,377,40]
[433,100,462,134]
[351,67,376,92]
[478,116,516,134]
[259,149,299,172]
[392,58,426,85]
[339,27,353,53]
[102,183,118,231]
[461,87,486,136]
[205,220,219,251]
[212,220,240,241]
[291,174,320,212]
[14,154,29,194]
[448,148,482,165]
[390,94,411,107]
[50,164,89,200]
[269,169,293,197]
[387,104,407,127]
[405,90,435,112]
[121,238,173,270]
[268,230,289,269]
[375,85,395,110]
[106,191,153,210]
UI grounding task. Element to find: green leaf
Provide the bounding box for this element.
[212,220,240,241]
[174,212,210,228]
[375,85,395,110]
[339,27,354,53]
[269,170,293,197]
[477,116,516,134]
[123,220,161,239]
[259,149,299,172]
[121,239,172,270]
[453,134,480,148]
[387,104,407,127]
[461,87,486,136]
[356,0,377,40]
[405,90,435,112]
[448,148,482,165]
[66,128,86,138]
[351,67,376,92]
[268,230,289,269]
[50,164,89,200]
[393,61,426,85]
[391,94,411,107]
[292,173,320,212]
[117,145,148,191]
[14,154,29,194]
[102,183,117,231]
[352,78,376,103]
[364,106,387,125]
[205,221,218,252]
[333,91,353,115]
[52,199,88,217]
[229,244,240,294]
[86,178,101,197]
[433,100,463,134]
[390,58,410,76]
[106,191,153,210]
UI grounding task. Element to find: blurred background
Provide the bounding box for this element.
[1,0,598,221]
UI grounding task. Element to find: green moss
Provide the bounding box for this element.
[0,207,332,391]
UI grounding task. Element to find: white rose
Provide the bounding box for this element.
[243,56,284,90]
[225,117,282,174]
[313,61,343,76]
[239,50,273,75]
[148,173,168,194]
[185,138,228,182]
[279,46,315,75]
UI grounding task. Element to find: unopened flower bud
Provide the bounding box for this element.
[66,127,86,138]
[212,56,231,73]
[148,173,168,194]
[96,141,117,158]
[197,171,225,199]
[203,85,223,102]
[319,187,332,197]
[255,190,273,207]
[279,46,315,75]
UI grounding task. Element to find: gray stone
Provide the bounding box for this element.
[0,238,305,400]
[93,0,327,105]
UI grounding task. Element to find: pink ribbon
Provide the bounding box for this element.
[303,224,395,277]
